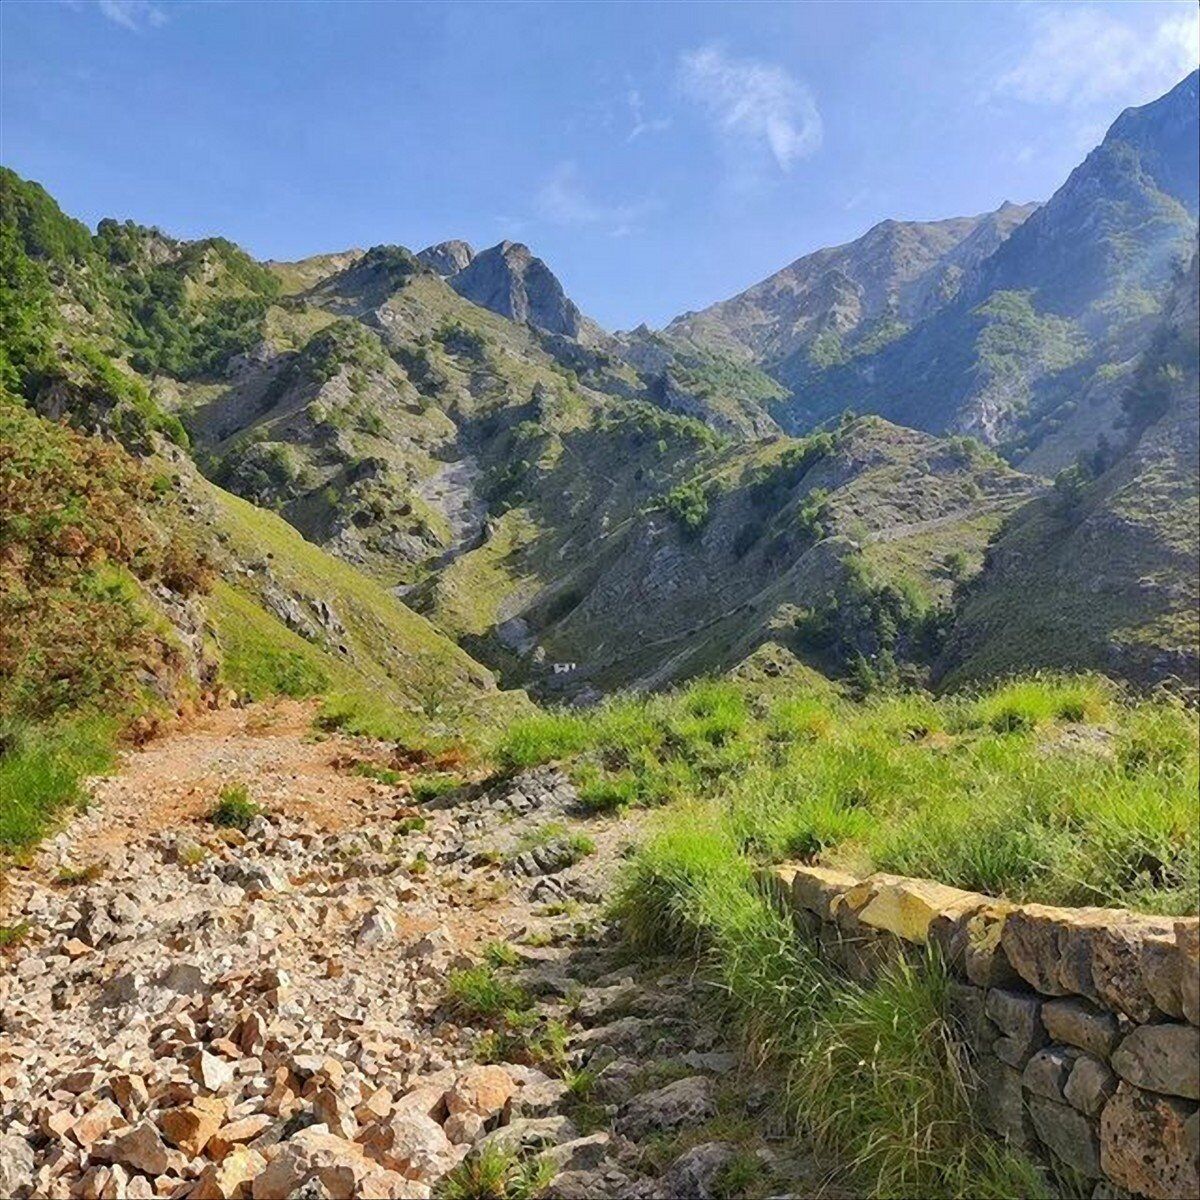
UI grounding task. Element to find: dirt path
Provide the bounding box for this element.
[1,704,841,1200]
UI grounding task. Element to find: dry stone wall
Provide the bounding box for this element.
[763,865,1200,1200]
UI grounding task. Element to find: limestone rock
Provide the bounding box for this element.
[96,1121,171,1176]
[616,1076,716,1139]
[1041,997,1122,1060]
[0,1134,34,1199]
[658,1141,736,1199]
[444,1066,515,1120]
[1064,1054,1118,1117]
[789,865,859,921]
[363,1113,453,1180]
[985,988,1047,1068]
[160,1096,227,1158]
[1023,1046,1081,1102]
[1111,1023,1200,1100]
[1177,921,1200,1026]
[250,1129,368,1199]
[1100,1082,1200,1200]
[189,1147,266,1199]
[541,1132,612,1172]
[1027,1094,1102,1178]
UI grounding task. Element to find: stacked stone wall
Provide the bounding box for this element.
[762,865,1199,1199]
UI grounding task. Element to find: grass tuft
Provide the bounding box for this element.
[208,782,261,830]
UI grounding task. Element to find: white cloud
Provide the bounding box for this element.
[535,162,657,237]
[90,0,167,31]
[995,5,1198,109]
[677,44,822,182]
[626,89,672,142]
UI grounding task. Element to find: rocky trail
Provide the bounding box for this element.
[1,704,839,1200]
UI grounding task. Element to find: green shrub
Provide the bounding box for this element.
[209,783,261,830]
[435,1143,554,1200]
[447,965,530,1022]
[663,478,714,537]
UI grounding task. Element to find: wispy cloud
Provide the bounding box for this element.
[677,44,822,187]
[71,0,167,31]
[626,89,671,143]
[535,162,657,237]
[994,5,1198,109]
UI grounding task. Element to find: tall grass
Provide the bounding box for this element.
[499,673,1198,914]
[614,814,1051,1198]
[0,716,117,851]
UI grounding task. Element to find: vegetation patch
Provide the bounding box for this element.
[208,783,261,830]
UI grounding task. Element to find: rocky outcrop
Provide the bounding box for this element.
[448,241,585,338]
[416,240,475,277]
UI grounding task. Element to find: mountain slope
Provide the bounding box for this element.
[666,201,1037,368]
[942,250,1200,689]
[667,71,1198,469]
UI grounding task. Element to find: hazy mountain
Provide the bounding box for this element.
[666,201,1037,367]
[669,71,1199,470]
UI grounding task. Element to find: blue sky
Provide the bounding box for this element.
[2,1,1197,328]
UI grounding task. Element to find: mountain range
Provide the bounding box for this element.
[1,71,1196,738]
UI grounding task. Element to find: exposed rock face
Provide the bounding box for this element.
[449,241,585,337]
[416,240,475,277]
[667,201,1037,368]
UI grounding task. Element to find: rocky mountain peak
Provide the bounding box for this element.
[416,239,476,277]
[448,239,585,338]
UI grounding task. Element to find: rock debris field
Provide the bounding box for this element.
[1,703,837,1199]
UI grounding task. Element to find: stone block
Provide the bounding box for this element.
[1001,905,1074,997]
[1042,997,1123,1060]
[975,1053,1036,1151]
[1111,1023,1200,1100]
[1177,921,1199,1027]
[1027,1093,1103,1178]
[790,866,859,921]
[758,866,798,916]
[1100,1082,1199,1200]
[1088,916,1181,1023]
[946,980,995,1052]
[1065,1054,1118,1118]
[1141,933,1185,1020]
[1023,1046,1082,1102]
[851,873,982,946]
[986,988,1047,1068]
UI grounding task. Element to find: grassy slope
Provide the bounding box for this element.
[514,418,1035,692]
[200,479,528,735]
